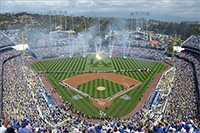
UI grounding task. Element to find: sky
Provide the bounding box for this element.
[1,0,200,22]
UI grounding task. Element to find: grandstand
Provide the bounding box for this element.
[180,34,200,98]
[0,26,200,132]
[181,34,200,54]
[49,30,76,46]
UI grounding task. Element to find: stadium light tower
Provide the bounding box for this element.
[130,11,149,31]
[145,12,150,32]
[54,10,57,30]
[0,0,1,14]
[49,11,52,32]
[130,12,134,31]
[82,18,86,35]
[59,11,62,30]
[71,15,74,31]
[64,11,67,31]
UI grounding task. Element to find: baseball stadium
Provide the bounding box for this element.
[0,12,200,133]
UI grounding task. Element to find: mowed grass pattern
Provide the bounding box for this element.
[31,56,167,118]
[77,78,125,99]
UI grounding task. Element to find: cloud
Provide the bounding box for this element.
[1,0,200,21]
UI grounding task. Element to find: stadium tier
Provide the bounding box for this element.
[181,35,200,53]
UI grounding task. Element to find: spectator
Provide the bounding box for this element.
[0,112,8,133]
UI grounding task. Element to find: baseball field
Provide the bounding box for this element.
[30,55,167,118]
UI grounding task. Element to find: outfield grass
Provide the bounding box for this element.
[31,56,167,118]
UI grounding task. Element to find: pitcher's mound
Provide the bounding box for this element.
[93,98,111,108]
[97,86,105,91]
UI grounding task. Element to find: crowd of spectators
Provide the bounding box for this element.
[31,45,90,58]
[181,35,200,51]
[1,47,82,132]
[2,28,50,46]
[30,44,165,60]
[164,56,199,127]
[177,50,200,87]
[110,45,165,60]
[0,31,13,46]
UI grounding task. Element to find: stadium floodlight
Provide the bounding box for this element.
[82,18,87,33]
[130,12,134,31]
[59,11,62,29]
[49,11,52,32]
[64,11,67,31]
[0,0,1,14]
[71,15,74,31]
[130,11,150,31]
[54,10,57,29]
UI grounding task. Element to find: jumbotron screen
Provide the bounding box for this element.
[129,32,147,40]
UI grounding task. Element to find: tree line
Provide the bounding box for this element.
[148,20,200,40]
[0,12,199,40]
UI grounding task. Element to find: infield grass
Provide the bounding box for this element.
[31,56,167,118]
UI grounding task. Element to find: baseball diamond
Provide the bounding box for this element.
[61,73,141,108]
